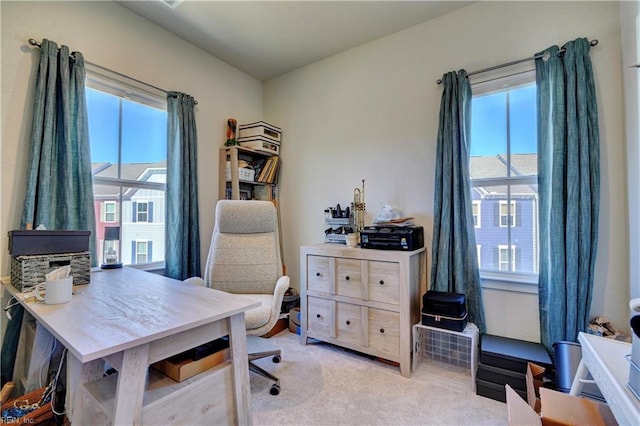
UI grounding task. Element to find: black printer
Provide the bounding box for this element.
[359,225,424,251]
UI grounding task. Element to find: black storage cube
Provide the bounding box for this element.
[422,290,466,316]
[421,310,468,332]
[476,378,527,403]
[476,362,527,391]
[480,334,552,373]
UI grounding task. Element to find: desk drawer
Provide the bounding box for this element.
[308,297,334,338]
[336,301,364,346]
[368,261,399,305]
[307,256,333,294]
[368,308,400,356]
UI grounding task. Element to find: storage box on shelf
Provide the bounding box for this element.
[238,121,281,143]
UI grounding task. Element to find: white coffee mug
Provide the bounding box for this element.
[345,234,358,248]
[35,277,73,305]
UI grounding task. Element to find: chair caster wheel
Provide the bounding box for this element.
[272,355,281,363]
[270,384,280,395]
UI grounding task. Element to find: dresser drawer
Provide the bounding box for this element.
[368,308,400,356]
[336,301,364,346]
[336,258,362,298]
[307,296,334,338]
[307,255,333,294]
[368,261,400,305]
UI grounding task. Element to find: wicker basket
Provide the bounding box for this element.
[1,386,54,425]
[10,251,90,291]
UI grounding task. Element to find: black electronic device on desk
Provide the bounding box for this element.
[359,225,424,251]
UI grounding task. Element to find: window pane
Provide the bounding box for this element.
[87,78,167,268]
[471,92,507,178]
[509,85,537,171]
[121,99,167,165]
[87,88,120,165]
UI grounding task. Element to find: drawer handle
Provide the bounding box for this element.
[346,320,351,325]
[316,272,321,277]
[380,328,385,334]
[379,280,384,285]
[316,314,321,318]
[345,276,350,281]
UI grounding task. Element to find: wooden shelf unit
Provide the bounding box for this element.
[219,145,279,201]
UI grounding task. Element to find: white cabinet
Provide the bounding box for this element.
[300,244,426,377]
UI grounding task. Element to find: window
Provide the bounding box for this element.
[473,201,481,228]
[133,240,152,264]
[86,71,167,267]
[499,200,516,227]
[132,201,154,223]
[103,201,117,222]
[498,245,516,271]
[470,71,538,276]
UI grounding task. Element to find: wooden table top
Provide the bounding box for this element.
[3,267,259,363]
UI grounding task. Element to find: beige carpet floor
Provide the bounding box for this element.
[248,330,507,426]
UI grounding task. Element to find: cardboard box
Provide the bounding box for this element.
[261,317,288,338]
[506,363,616,426]
[152,347,230,383]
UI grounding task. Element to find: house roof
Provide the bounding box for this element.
[92,162,166,198]
[470,153,537,197]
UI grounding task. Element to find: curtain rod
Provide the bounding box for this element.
[28,38,197,104]
[436,39,599,85]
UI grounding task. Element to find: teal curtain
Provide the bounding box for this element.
[430,70,486,334]
[165,92,201,280]
[2,39,96,384]
[536,38,599,352]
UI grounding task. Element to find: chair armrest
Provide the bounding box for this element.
[183,276,206,287]
[271,275,290,316]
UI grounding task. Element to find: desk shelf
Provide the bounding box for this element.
[78,362,236,425]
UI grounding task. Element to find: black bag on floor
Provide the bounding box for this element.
[421,290,468,332]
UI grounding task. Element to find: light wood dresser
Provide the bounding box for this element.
[300,244,426,377]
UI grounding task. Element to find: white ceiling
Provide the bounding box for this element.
[118,1,474,81]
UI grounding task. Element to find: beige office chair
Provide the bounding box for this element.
[186,200,289,395]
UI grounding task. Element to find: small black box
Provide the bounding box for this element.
[421,290,468,332]
[8,230,90,256]
[480,334,552,373]
[422,291,466,316]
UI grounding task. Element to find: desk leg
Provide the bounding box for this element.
[113,344,150,425]
[229,313,252,426]
[569,358,588,396]
[68,355,104,423]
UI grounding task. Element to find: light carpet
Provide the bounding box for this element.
[248,330,507,426]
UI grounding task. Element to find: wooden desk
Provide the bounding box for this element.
[4,267,259,425]
[569,332,640,425]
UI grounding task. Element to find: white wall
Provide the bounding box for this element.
[621,1,640,304]
[264,1,627,341]
[0,1,263,278]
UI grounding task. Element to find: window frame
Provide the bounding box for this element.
[470,69,539,286]
[86,68,167,270]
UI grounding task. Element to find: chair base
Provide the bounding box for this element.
[249,350,281,395]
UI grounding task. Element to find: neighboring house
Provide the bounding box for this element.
[92,162,166,266]
[470,154,538,274]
